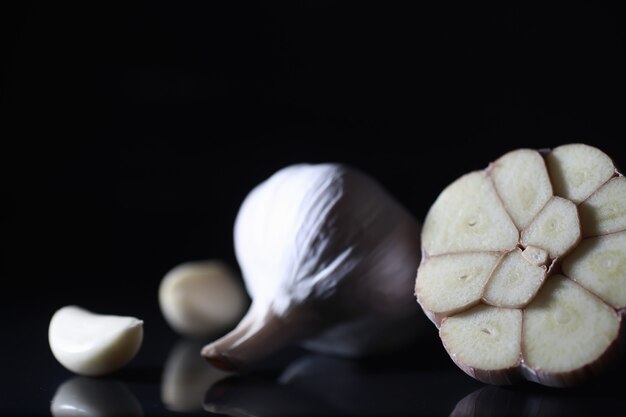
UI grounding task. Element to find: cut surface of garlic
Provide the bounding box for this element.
[416,144,625,387]
[159,261,248,337]
[49,305,143,376]
[202,163,423,368]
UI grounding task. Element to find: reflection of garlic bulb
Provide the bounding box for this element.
[202,163,423,369]
[161,340,232,412]
[159,261,248,337]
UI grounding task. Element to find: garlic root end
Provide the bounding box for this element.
[201,303,309,370]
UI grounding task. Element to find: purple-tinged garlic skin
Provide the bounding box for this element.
[202,163,423,368]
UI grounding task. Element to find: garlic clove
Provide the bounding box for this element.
[519,196,581,258]
[159,261,248,338]
[562,231,626,309]
[416,252,502,317]
[490,148,553,230]
[48,305,143,376]
[440,305,523,385]
[202,163,423,368]
[522,275,620,386]
[482,248,546,309]
[421,171,519,257]
[579,176,626,237]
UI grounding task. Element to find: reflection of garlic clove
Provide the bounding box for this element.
[161,339,232,412]
[48,306,143,376]
[51,377,143,417]
[204,354,478,417]
[159,261,248,338]
[202,163,423,369]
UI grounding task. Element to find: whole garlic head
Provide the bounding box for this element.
[202,163,423,369]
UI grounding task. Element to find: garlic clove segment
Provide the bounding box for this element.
[203,163,423,368]
[49,306,143,376]
[159,261,248,338]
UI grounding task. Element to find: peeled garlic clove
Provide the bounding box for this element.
[49,306,143,376]
[159,261,248,337]
[416,144,626,387]
[51,377,143,417]
[202,163,423,369]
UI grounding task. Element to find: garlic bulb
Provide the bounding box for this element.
[415,144,626,387]
[202,163,423,369]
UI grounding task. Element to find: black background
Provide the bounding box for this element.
[2,2,626,416]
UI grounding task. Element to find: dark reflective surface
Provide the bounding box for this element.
[203,354,626,417]
[2,309,626,416]
[51,377,144,417]
[450,381,626,417]
[205,355,481,416]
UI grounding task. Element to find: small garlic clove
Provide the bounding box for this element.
[48,306,143,376]
[159,261,248,338]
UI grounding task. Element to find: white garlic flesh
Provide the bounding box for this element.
[202,163,423,369]
[416,144,626,387]
[49,306,143,376]
[159,261,248,337]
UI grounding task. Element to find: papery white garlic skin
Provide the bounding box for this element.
[203,163,422,367]
[49,306,143,376]
[159,261,248,337]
